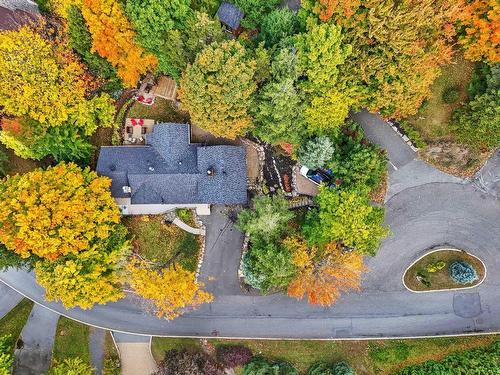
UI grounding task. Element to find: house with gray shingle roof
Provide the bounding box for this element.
[96,123,247,216]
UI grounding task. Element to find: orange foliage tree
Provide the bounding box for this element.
[459,0,500,63]
[81,0,157,87]
[284,236,367,306]
[127,259,213,320]
[301,0,361,22]
[0,163,120,260]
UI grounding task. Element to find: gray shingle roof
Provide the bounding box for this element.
[216,2,244,30]
[96,123,247,205]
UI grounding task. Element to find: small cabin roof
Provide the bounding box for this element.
[216,2,244,30]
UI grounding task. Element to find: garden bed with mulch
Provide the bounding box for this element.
[248,136,295,195]
[403,249,485,292]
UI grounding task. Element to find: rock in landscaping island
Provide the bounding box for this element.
[449,261,479,285]
[403,249,485,292]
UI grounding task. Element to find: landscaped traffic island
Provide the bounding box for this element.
[403,249,486,292]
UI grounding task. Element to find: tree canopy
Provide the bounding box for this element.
[304,186,389,255]
[179,40,257,139]
[127,259,212,320]
[81,0,157,87]
[285,236,366,306]
[0,163,120,260]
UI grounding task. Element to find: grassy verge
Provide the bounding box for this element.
[128,98,189,123]
[51,317,90,367]
[103,332,120,375]
[404,249,485,291]
[0,299,33,352]
[404,54,488,176]
[152,335,500,374]
[123,215,200,271]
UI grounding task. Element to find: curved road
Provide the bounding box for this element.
[1,111,499,339]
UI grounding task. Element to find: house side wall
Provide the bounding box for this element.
[114,198,210,216]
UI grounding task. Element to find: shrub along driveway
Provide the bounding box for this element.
[0,112,499,339]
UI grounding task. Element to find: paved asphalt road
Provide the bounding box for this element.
[0,111,499,339]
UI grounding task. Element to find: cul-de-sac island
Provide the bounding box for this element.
[0,0,498,374]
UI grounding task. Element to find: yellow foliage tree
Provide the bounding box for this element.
[0,163,120,260]
[0,26,99,128]
[81,0,158,87]
[284,236,367,306]
[304,90,351,135]
[128,259,213,320]
[35,242,127,309]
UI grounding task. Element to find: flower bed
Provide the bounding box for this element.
[403,249,485,292]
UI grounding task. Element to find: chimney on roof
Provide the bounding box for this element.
[207,167,215,177]
[122,186,131,194]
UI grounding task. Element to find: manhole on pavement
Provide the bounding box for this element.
[453,292,482,318]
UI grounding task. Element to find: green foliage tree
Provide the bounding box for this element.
[179,40,257,138]
[0,335,13,375]
[253,47,305,144]
[237,194,294,244]
[124,0,191,76]
[329,122,387,191]
[234,0,281,29]
[66,5,122,92]
[191,0,221,15]
[0,119,92,163]
[242,243,296,292]
[0,149,7,178]
[260,8,299,47]
[308,362,355,375]
[295,22,351,94]
[451,65,500,150]
[47,358,94,375]
[304,186,389,255]
[450,89,500,150]
[244,357,298,375]
[328,0,463,118]
[297,136,335,170]
[184,12,226,63]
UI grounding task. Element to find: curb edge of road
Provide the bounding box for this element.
[2,277,500,341]
[402,248,487,294]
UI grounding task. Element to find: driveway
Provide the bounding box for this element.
[13,304,59,375]
[0,112,499,339]
[112,332,157,375]
[0,281,23,319]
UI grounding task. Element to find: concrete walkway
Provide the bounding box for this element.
[89,327,106,375]
[112,332,157,375]
[13,304,59,375]
[172,217,205,235]
[0,281,23,320]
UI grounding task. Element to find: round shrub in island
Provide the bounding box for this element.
[449,261,479,285]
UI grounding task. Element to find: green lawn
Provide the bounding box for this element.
[128,98,189,124]
[123,215,200,271]
[404,54,489,176]
[407,54,474,142]
[0,299,33,352]
[152,335,500,375]
[51,317,91,368]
